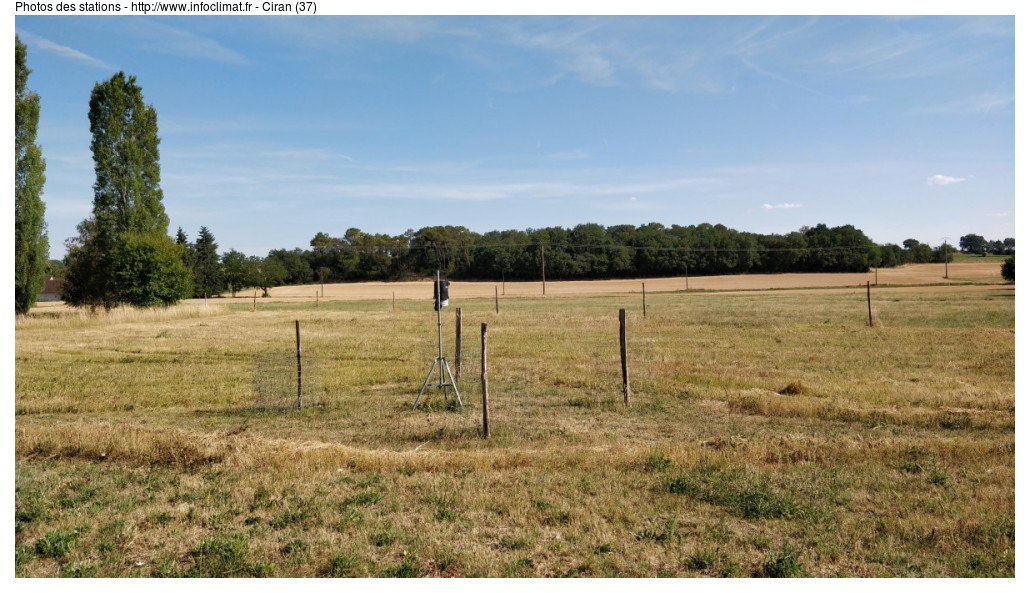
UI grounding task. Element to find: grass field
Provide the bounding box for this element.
[14,263,1014,577]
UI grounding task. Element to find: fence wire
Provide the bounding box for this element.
[252,352,323,409]
[405,307,665,438]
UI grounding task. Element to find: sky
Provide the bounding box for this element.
[11,5,1018,259]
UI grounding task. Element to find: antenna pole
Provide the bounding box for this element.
[436,269,445,385]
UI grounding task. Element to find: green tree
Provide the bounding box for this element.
[88,72,168,239]
[110,232,191,306]
[15,36,49,314]
[248,256,287,297]
[1001,256,1014,282]
[64,71,185,308]
[800,224,876,272]
[878,243,905,268]
[902,239,934,263]
[959,234,988,255]
[267,248,313,285]
[62,219,114,310]
[191,227,224,298]
[221,249,251,297]
[933,243,955,264]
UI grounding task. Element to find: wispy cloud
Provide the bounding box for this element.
[763,203,803,210]
[313,176,702,203]
[911,92,1014,115]
[927,174,967,186]
[125,19,247,64]
[16,31,113,69]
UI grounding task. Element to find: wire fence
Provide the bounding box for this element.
[406,306,667,439]
[252,352,323,410]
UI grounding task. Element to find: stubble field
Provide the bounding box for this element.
[14,262,1015,577]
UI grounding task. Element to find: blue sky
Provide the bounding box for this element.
[13,9,1016,259]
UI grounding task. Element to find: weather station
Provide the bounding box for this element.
[412,247,463,410]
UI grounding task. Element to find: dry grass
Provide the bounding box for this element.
[15,273,1014,577]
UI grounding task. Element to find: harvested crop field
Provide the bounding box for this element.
[114,261,1005,305]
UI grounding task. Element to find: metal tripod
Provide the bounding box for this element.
[413,270,463,410]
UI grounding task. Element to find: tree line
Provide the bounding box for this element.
[958,234,1015,256]
[164,222,979,299]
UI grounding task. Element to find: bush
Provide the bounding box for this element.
[1001,256,1014,282]
[112,232,192,307]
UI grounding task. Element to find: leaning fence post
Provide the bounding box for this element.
[620,309,630,406]
[481,322,490,438]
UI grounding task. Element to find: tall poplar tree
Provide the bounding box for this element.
[15,36,49,315]
[64,71,188,309]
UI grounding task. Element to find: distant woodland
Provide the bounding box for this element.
[149,223,1011,299]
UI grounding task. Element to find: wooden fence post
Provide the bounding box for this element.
[495,285,499,314]
[620,309,630,406]
[295,320,303,409]
[481,322,490,439]
[455,307,463,380]
[642,282,647,317]
[541,246,547,295]
[867,281,873,327]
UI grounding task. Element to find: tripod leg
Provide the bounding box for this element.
[442,358,463,408]
[413,358,440,410]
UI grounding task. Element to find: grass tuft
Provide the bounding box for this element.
[759,545,807,578]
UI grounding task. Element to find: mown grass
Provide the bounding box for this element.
[14,284,1014,577]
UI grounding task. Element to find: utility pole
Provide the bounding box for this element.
[541,245,546,295]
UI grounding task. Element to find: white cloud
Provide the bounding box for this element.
[17,31,114,70]
[763,203,803,209]
[927,174,967,186]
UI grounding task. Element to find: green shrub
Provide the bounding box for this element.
[1001,256,1014,282]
